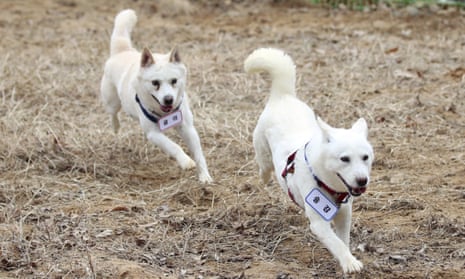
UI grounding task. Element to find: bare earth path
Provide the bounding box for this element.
[0,0,464,278]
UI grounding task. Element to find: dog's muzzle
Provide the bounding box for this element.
[151,94,174,113]
[337,173,367,196]
[161,95,174,112]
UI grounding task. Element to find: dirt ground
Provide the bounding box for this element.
[0,0,464,278]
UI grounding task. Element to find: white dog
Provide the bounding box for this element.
[100,9,212,183]
[244,48,374,273]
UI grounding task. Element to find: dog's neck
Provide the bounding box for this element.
[135,94,182,124]
[303,141,350,204]
[312,174,350,205]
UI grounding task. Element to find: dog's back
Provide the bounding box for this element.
[245,48,318,181]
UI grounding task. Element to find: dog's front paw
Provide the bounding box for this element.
[179,157,196,170]
[341,256,363,273]
[199,172,213,184]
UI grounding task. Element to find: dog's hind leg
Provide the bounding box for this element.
[111,114,120,133]
[253,132,273,184]
[256,154,272,184]
[100,76,121,133]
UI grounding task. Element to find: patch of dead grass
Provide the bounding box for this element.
[0,0,464,278]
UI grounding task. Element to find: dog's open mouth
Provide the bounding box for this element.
[337,173,366,197]
[150,95,173,113]
[160,105,173,113]
[349,186,366,196]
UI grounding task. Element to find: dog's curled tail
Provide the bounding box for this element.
[110,9,137,56]
[244,48,296,97]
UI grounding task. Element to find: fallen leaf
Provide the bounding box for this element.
[111,206,130,212]
[385,47,399,54]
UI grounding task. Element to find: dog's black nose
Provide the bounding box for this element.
[163,95,173,106]
[356,177,368,187]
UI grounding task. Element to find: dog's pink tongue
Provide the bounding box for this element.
[161,106,172,112]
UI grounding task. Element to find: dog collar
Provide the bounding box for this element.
[303,142,350,205]
[135,94,181,124]
[282,149,349,207]
[312,174,350,205]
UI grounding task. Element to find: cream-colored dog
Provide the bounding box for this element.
[100,9,212,183]
[244,48,374,273]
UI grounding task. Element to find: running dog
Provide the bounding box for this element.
[244,48,374,273]
[100,9,212,183]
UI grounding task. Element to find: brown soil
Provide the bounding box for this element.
[0,0,464,278]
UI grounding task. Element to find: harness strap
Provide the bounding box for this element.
[281,150,299,206]
[281,151,297,179]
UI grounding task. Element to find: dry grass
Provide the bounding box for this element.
[0,0,464,278]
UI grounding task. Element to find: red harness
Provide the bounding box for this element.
[281,149,349,207]
[281,151,299,205]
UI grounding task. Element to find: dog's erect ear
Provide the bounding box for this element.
[141,47,155,67]
[351,118,368,138]
[317,116,332,143]
[169,47,181,63]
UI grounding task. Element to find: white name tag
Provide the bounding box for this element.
[159,110,183,131]
[305,188,339,221]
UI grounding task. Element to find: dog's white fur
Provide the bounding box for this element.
[100,9,212,183]
[244,48,374,273]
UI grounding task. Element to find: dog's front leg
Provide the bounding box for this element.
[332,202,352,247]
[178,124,212,183]
[146,131,196,170]
[306,209,363,273]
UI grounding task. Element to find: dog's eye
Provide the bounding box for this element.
[171,78,177,86]
[362,155,369,161]
[152,80,160,89]
[340,156,350,163]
